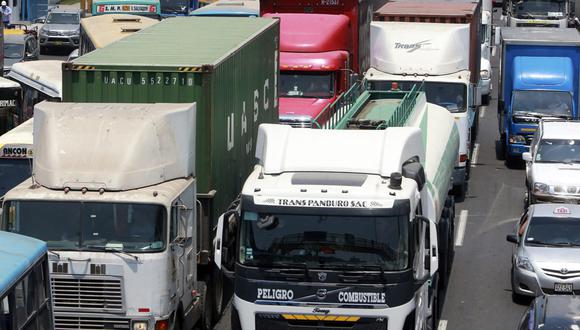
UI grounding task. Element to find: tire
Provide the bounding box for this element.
[438,221,450,289]
[231,307,242,330]
[173,312,183,330]
[496,137,506,161]
[197,277,214,330]
[471,116,479,143]
[482,94,490,106]
[212,267,224,319]
[505,151,517,169]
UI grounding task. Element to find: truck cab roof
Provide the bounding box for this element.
[8,60,63,99]
[0,118,33,158]
[264,13,350,53]
[374,1,479,21]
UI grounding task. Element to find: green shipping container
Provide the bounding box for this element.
[63,17,280,261]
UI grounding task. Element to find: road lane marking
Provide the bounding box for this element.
[471,143,480,167]
[479,106,486,119]
[455,210,468,246]
[438,320,448,330]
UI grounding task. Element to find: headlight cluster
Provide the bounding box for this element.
[480,69,490,80]
[509,135,526,144]
[533,182,549,194]
[516,256,534,272]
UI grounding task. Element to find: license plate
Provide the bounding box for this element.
[54,41,62,45]
[554,283,573,293]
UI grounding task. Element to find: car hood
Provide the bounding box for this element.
[43,23,78,32]
[525,246,580,266]
[279,97,333,122]
[532,163,580,185]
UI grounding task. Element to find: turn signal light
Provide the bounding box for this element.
[459,154,468,163]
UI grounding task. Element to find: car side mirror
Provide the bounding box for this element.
[494,27,501,46]
[506,234,518,244]
[522,152,532,162]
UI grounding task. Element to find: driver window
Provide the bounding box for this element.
[518,212,530,236]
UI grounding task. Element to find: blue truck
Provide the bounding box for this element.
[498,27,580,164]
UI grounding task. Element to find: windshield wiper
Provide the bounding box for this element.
[527,240,575,247]
[85,244,141,262]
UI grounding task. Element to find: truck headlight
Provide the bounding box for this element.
[533,182,549,194]
[509,135,526,144]
[516,256,534,272]
[480,69,490,80]
[132,322,148,330]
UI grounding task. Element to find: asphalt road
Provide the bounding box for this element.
[437,39,530,329]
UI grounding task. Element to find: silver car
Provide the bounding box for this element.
[39,8,80,51]
[507,204,580,303]
[523,120,580,205]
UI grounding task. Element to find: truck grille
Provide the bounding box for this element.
[54,315,131,330]
[51,276,124,313]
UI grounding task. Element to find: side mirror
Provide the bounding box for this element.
[522,152,532,162]
[494,27,501,46]
[214,209,238,275]
[402,161,425,190]
[506,234,518,244]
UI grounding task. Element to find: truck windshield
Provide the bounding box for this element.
[280,72,335,99]
[239,212,409,271]
[0,159,31,197]
[371,81,467,113]
[512,90,572,118]
[3,201,166,253]
[513,0,565,17]
[535,139,580,164]
[160,0,189,14]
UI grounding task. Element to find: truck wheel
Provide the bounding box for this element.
[496,137,506,161]
[471,116,479,143]
[173,312,182,330]
[438,220,450,289]
[197,277,214,330]
[482,94,490,105]
[231,307,242,330]
[505,152,517,169]
[212,267,224,318]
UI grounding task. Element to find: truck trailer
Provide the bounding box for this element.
[60,16,279,327]
[260,0,386,127]
[368,0,482,196]
[215,85,459,330]
[497,27,580,163]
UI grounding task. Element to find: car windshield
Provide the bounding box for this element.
[535,139,580,163]
[46,12,79,24]
[525,216,580,246]
[370,81,467,113]
[160,0,189,14]
[0,159,31,197]
[513,0,565,16]
[513,90,573,118]
[4,43,24,59]
[3,201,166,252]
[280,72,335,99]
[239,212,409,270]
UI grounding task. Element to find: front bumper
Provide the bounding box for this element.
[53,312,161,330]
[531,192,580,204]
[234,295,415,330]
[512,266,580,297]
[507,143,529,157]
[39,34,79,47]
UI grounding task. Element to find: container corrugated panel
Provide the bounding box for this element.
[63,17,280,228]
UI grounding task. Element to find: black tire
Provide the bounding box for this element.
[212,267,224,319]
[173,311,183,330]
[496,138,506,161]
[505,151,518,169]
[482,94,490,106]
[231,307,242,330]
[197,278,214,330]
[471,116,479,143]
[438,220,450,289]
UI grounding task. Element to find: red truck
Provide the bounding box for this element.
[262,0,386,127]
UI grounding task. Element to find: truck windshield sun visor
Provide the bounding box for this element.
[512,90,573,118]
[238,212,410,272]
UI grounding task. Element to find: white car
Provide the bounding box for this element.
[523,120,580,205]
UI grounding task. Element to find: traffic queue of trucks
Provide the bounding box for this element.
[0,0,498,329]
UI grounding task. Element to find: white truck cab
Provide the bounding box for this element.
[1,102,211,330]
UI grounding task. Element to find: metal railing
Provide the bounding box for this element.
[312,81,424,130]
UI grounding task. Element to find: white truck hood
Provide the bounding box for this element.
[371,21,470,76]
